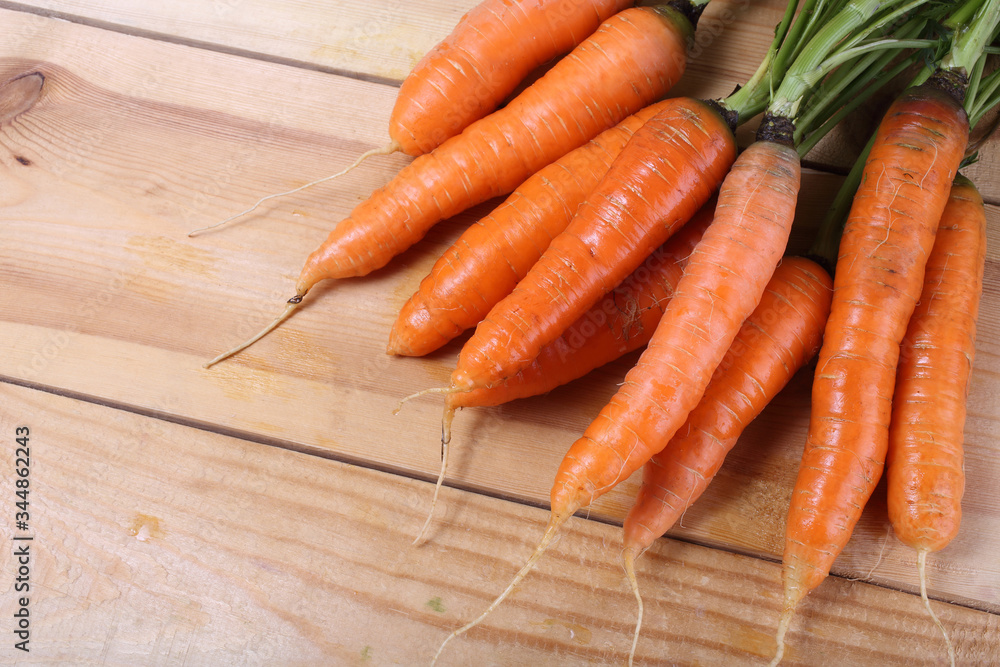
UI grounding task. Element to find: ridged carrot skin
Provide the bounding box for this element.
[887,176,986,554]
[388,99,673,357]
[448,202,714,410]
[451,96,738,393]
[781,83,969,612]
[294,6,689,295]
[622,257,832,556]
[549,138,800,522]
[390,0,634,156]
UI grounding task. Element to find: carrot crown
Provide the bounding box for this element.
[808,0,1000,272]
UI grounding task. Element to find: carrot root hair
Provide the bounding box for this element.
[393,386,461,416]
[203,295,304,368]
[918,549,955,667]
[769,606,795,667]
[188,141,401,236]
[431,513,568,665]
[412,405,457,547]
[623,547,644,667]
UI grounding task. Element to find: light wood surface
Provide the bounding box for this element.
[1,1,998,664]
[2,383,1000,666]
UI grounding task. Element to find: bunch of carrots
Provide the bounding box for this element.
[197,0,997,663]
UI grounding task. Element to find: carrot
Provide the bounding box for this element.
[620,256,832,665]
[408,203,713,545]
[431,2,893,658]
[432,128,802,665]
[390,0,637,156]
[885,175,987,665]
[387,99,675,357]
[205,4,693,367]
[771,72,970,665]
[444,0,866,393]
[448,94,739,391]
[448,204,714,412]
[193,0,639,233]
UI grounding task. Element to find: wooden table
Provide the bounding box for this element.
[1,1,998,664]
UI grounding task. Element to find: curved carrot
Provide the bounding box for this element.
[886,175,986,664]
[388,99,674,357]
[390,0,636,156]
[621,256,832,665]
[449,95,738,391]
[410,204,712,546]
[432,132,801,663]
[298,6,689,288]
[773,75,969,661]
[549,134,799,526]
[888,175,984,553]
[206,4,692,366]
[448,203,714,412]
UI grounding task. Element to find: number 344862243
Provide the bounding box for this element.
[15,427,29,524]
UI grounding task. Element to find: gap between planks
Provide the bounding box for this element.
[2,371,996,620]
[0,0,403,88]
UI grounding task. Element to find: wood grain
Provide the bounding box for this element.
[1,382,998,665]
[0,1,999,661]
[6,0,1000,204]
[2,4,999,608]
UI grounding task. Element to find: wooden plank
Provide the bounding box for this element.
[4,0,787,91]
[0,3,998,621]
[6,0,1000,203]
[4,0,471,82]
[1,382,998,665]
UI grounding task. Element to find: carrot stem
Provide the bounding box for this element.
[797,52,919,158]
[768,0,929,120]
[941,0,1000,74]
[721,0,800,120]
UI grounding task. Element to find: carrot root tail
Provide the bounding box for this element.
[430,514,567,665]
[393,386,460,416]
[188,140,401,236]
[203,296,303,368]
[623,548,644,667]
[412,405,457,547]
[768,606,795,667]
[918,549,955,667]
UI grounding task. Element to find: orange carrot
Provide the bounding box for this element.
[448,203,714,412]
[196,0,645,233]
[387,99,674,357]
[448,95,739,391]
[409,203,712,545]
[772,73,970,664]
[621,256,832,665]
[390,0,636,156]
[206,4,692,366]
[885,175,986,664]
[549,132,799,531]
[432,129,801,663]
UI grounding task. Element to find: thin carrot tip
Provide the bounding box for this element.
[623,548,644,667]
[431,514,568,664]
[412,431,450,547]
[768,606,795,667]
[918,549,955,667]
[203,297,301,369]
[392,386,456,415]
